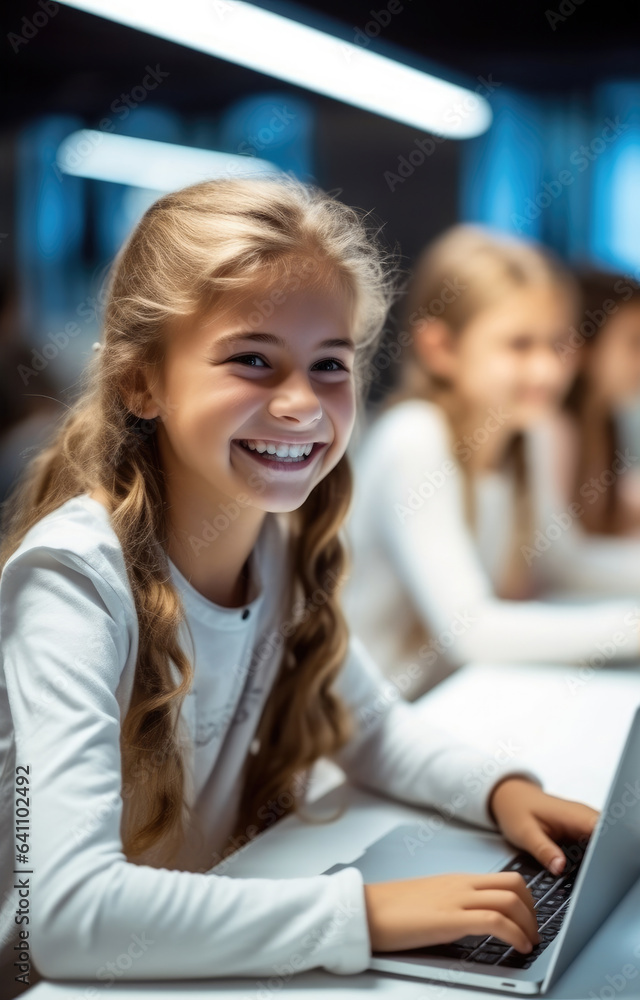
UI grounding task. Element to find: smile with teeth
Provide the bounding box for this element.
[237,439,317,462]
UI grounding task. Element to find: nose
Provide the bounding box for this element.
[267,369,323,425]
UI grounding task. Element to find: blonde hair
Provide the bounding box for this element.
[387,224,578,597]
[0,176,396,867]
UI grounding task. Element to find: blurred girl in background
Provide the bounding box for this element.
[560,268,640,536]
[343,225,640,701]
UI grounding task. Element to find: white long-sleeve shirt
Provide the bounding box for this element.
[343,400,640,699]
[0,493,540,984]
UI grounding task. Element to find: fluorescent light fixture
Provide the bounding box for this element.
[57,0,492,138]
[56,130,281,189]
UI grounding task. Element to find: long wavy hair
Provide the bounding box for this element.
[563,267,640,534]
[383,224,578,598]
[0,176,396,867]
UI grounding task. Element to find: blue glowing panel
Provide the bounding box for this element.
[93,107,184,259]
[590,82,640,275]
[15,115,86,341]
[218,93,314,180]
[459,88,545,240]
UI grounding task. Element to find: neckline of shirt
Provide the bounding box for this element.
[76,493,267,628]
[167,550,265,627]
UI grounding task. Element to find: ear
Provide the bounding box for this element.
[413,317,459,380]
[122,366,163,420]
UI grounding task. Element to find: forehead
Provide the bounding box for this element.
[480,284,571,330]
[183,282,356,349]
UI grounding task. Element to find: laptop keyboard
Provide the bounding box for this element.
[417,840,587,970]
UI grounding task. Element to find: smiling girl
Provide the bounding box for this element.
[0,180,597,986]
[343,224,640,699]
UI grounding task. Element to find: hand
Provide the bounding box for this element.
[488,777,600,876]
[364,870,540,954]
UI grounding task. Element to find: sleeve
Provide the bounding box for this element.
[374,405,640,665]
[525,417,640,598]
[0,547,372,980]
[330,635,543,831]
[536,526,640,598]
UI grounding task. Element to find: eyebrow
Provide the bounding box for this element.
[212,331,356,352]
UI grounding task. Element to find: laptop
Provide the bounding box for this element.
[324,704,640,994]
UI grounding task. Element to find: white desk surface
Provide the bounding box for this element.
[23,661,640,1000]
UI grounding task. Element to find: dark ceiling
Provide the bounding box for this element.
[3,0,640,131]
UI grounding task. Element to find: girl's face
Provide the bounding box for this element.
[585,302,640,405]
[142,284,357,514]
[446,284,577,428]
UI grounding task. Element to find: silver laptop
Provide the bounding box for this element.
[324,704,640,994]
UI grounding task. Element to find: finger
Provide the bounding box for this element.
[510,820,568,875]
[466,889,540,945]
[471,871,535,912]
[541,800,600,843]
[464,910,535,954]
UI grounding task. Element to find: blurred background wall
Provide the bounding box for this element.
[2,0,640,501]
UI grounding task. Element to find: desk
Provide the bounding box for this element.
[23,662,640,1000]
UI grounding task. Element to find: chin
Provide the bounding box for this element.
[511,404,555,428]
[255,489,318,515]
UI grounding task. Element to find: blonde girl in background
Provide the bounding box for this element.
[0,182,598,988]
[343,225,640,702]
[559,267,640,536]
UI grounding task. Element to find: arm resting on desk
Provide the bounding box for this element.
[331,635,543,830]
[374,402,640,664]
[0,549,373,979]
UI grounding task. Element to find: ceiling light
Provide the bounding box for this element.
[57,0,492,138]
